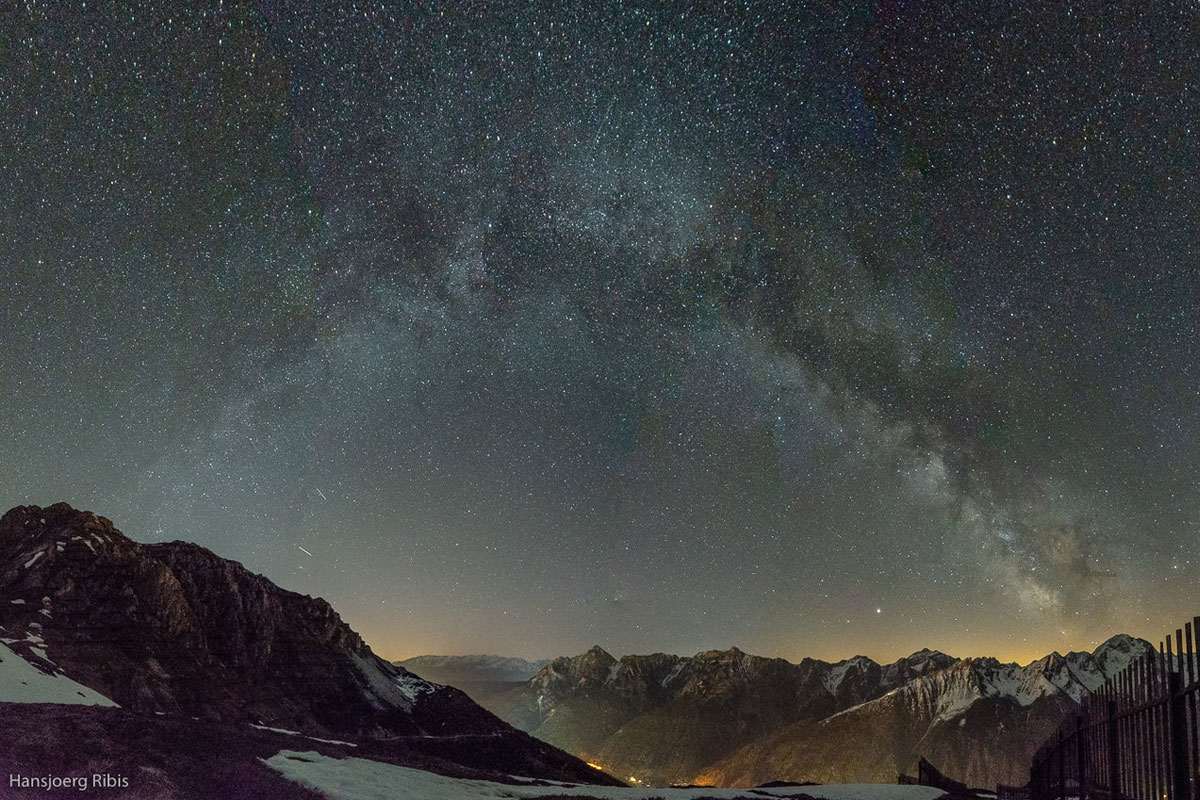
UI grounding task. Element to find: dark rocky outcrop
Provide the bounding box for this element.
[0,503,620,788]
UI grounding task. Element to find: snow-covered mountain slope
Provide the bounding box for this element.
[697,635,1153,789]
[0,640,117,706]
[970,634,1149,709]
[264,748,950,800]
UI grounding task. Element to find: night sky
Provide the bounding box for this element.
[2,1,1198,664]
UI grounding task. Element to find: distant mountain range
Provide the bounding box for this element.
[398,654,551,684]
[0,503,619,798]
[402,635,1150,788]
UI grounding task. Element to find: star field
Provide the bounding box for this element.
[1,0,1198,663]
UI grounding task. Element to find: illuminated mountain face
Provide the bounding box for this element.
[460,637,1149,787]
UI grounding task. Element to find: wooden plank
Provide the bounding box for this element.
[1119,667,1127,798]
[1151,653,1158,800]
[1156,643,1166,800]
[1188,620,1199,800]
[1128,663,1138,799]
[1175,629,1187,800]
[1149,651,1160,800]
[1133,655,1141,800]
[1159,649,1167,800]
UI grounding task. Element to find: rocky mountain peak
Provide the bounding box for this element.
[1094,633,1150,656]
[575,644,617,673]
[2,501,110,533]
[1032,651,1067,669]
[1092,633,1153,678]
[0,504,503,740]
[691,646,756,665]
[0,504,618,788]
[901,647,954,663]
[890,648,957,677]
[828,654,876,673]
[531,645,620,691]
[1,503,130,568]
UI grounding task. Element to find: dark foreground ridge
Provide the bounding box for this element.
[0,702,635,800]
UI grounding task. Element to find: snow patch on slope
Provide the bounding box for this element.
[352,652,438,711]
[0,641,117,707]
[824,657,870,694]
[661,661,686,688]
[250,723,358,747]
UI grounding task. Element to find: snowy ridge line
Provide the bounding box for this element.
[820,636,1150,728]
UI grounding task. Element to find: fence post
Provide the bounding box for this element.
[1168,670,1190,800]
[1078,715,1088,800]
[1108,699,1121,800]
[1059,730,1066,800]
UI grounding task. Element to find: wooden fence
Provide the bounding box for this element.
[1029,615,1200,800]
